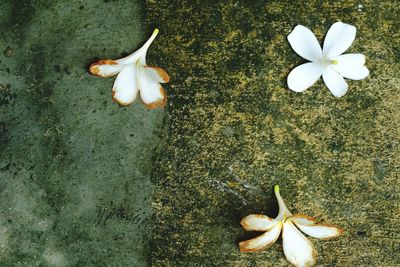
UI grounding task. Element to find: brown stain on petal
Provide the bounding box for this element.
[89,59,118,77]
[239,238,275,252]
[290,214,318,224]
[111,88,130,107]
[311,246,318,266]
[89,64,101,76]
[100,59,118,65]
[147,66,170,83]
[313,224,345,240]
[291,214,344,239]
[143,86,167,109]
[240,214,273,230]
[240,217,254,229]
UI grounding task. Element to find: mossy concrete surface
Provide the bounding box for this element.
[1,0,399,266]
[146,0,400,266]
[0,1,163,266]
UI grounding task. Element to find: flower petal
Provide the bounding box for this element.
[282,221,316,267]
[89,60,124,77]
[287,63,323,92]
[335,65,369,81]
[295,223,344,240]
[323,22,356,59]
[239,222,282,252]
[144,66,170,83]
[112,65,139,106]
[322,67,348,98]
[335,53,365,66]
[274,185,293,221]
[287,25,323,62]
[290,214,317,226]
[240,214,278,231]
[118,29,159,65]
[138,67,167,109]
[291,214,344,239]
[332,54,369,80]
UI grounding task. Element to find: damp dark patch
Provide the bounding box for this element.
[95,202,148,226]
[329,139,344,152]
[0,121,10,152]
[1,1,155,266]
[0,83,15,106]
[3,46,13,57]
[7,0,44,41]
[356,230,367,238]
[18,42,70,215]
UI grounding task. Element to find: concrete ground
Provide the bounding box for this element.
[0,1,161,266]
[146,0,400,266]
[0,0,399,266]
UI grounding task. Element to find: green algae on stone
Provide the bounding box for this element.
[146,0,400,266]
[0,0,162,266]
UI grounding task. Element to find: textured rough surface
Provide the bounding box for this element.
[146,0,400,266]
[0,1,162,266]
[1,0,399,266]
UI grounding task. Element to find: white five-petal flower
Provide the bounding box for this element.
[239,185,344,267]
[89,28,170,108]
[287,22,369,97]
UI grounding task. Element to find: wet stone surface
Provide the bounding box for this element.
[146,0,400,266]
[0,0,162,266]
[0,0,399,266]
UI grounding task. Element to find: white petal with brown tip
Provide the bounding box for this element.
[144,66,170,83]
[239,222,282,252]
[290,214,317,226]
[89,28,169,108]
[292,218,344,240]
[138,67,167,109]
[240,214,278,232]
[112,65,139,106]
[89,60,124,78]
[291,215,344,239]
[239,186,344,266]
[282,221,316,267]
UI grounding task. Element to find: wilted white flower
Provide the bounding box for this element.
[287,22,369,97]
[239,185,344,267]
[89,28,170,108]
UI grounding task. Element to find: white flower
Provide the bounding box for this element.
[239,185,344,267]
[287,22,369,97]
[89,29,170,108]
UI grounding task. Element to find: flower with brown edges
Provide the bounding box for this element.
[239,185,344,267]
[89,28,170,108]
